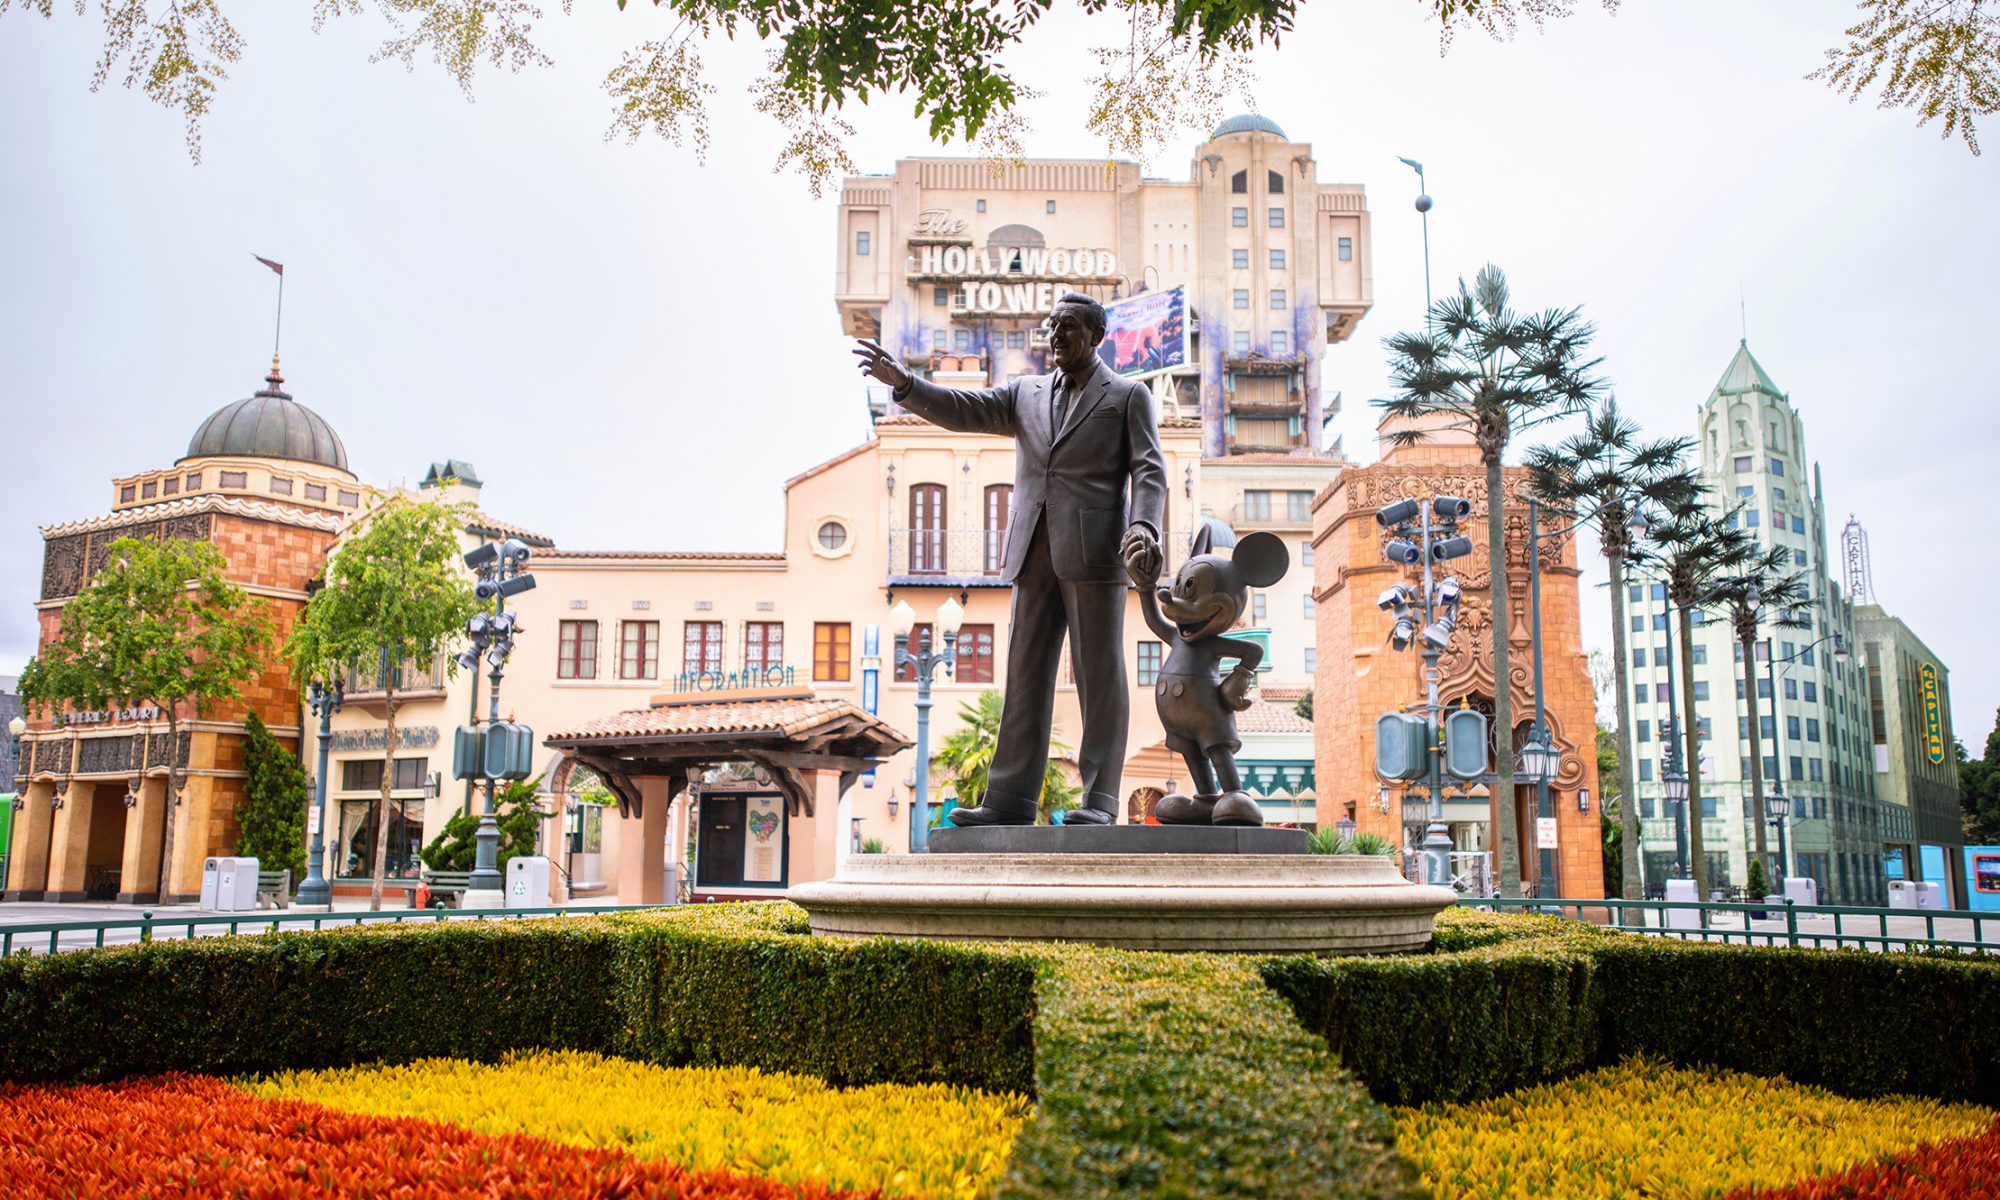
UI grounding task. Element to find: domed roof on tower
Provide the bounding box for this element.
[1209,113,1288,140]
[182,358,349,472]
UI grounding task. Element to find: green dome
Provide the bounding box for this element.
[1210,114,1288,140]
[184,363,348,472]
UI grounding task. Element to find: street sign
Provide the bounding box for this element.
[1535,817,1559,849]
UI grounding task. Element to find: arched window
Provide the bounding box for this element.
[984,484,1012,575]
[910,484,947,573]
[1230,169,1248,194]
[1268,170,1284,194]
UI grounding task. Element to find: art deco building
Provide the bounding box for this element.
[1856,604,1966,901]
[7,362,361,903]
[1625,343,1883,903]
[834,115,1373,460]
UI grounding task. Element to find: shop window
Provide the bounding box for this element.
[745,622,783,672]
[558,619,598,680]
[621,620,659,680]
[339,757,427,792]
[683,621,722,675]
[958,624,997,683]
[814,622,851,682]
[337,798,426,879]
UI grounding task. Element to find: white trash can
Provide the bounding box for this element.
[506,856,551,907]
[1664,878,1702,930]
[200,856,224,909]
[215,856,260,912]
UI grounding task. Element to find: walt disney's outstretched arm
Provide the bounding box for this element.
[852,338,1019,436]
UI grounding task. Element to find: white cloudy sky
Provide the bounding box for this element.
[2,2,1995,739]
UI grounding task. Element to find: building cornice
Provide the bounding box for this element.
[40,492,346,539]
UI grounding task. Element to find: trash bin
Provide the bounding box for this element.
[200,856,224,909]
[1782,877,1817,906]
[215,856,259,912]
[1888,879,1918,909]
[1664,878,1701,930]
[506,856,550,907]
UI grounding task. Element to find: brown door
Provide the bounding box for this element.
[698,796,745,887]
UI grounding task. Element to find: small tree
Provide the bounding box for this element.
[1746,856,1770,903]
[18,535,270,900]
[235,711,307,878]
[1376,264,1609,896]
[287,497,480,911]
[1958,714,2000,842]
[420,776,545,872]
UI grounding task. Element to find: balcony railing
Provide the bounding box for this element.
[887,528,1195,585]
[345,655,448,697]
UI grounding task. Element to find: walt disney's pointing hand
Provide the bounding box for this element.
[851,339,912,391]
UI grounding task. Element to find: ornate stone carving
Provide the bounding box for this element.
[77,735,138,775]
[41,534,86,601]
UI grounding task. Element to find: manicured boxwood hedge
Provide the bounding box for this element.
[0,918,625,1083]
[1263,907,2000,1108]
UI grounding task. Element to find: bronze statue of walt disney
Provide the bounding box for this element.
[853,292,1166,827]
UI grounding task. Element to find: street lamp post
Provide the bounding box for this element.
[892,596,963,852]
[1658,592,1690,879]
[1767,790,1792,896]
[1525,497,1561,900]
[296,680,344,907]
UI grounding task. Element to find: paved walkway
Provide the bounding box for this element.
[1550,903,2000,952]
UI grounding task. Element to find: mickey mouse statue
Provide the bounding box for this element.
[1128,524,1290,826]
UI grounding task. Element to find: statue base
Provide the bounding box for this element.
[788,850,1456,955]
[929,824,1309,855]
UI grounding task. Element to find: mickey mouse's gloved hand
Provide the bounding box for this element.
[1220,663,1257,711]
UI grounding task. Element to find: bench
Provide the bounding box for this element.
[256,869,292,909]
[422,870,475,908]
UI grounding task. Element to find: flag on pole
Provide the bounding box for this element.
[254,255,284,276]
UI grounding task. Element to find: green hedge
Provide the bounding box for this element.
[1264,908,2000,1108]
[999,946,1421,1200]
[610,903,1037,1093]
[0,919,623,1083]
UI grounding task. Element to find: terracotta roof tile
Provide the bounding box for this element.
[1208,451,1344,465]
[785,440,875,489]
[1237,697,1313,734]
[545,696,909,747]
[874,413,936,427]
[41,493,346,538]
[1161,416,1202,429]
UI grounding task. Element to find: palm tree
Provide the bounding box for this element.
[1645,488,1763,896]
[931,689,1079,822]
[1376,264,1609,897]
[1709,555,1811,883]
[1524,399,1698,901]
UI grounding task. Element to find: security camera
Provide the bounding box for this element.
[1423,616,1456,651]
[463,542,499,570]
[1384,539,1422,565]
[1374,499,1420,527]
[1431,496,1472,521]
[1434,578,1462,608]
[455,649,480,672]
[467,613,490,636]
[501,539,532,566]
[1390,616,1416,652]
[1377,584,1411,611]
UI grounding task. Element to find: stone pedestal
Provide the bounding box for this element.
[790,840,1456,954]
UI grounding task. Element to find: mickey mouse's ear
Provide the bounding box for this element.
[1191,522,1215,558]
[1233,531,1289,587]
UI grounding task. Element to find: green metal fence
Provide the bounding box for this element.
[0,903,656,957]
[1460,895,2000,954]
